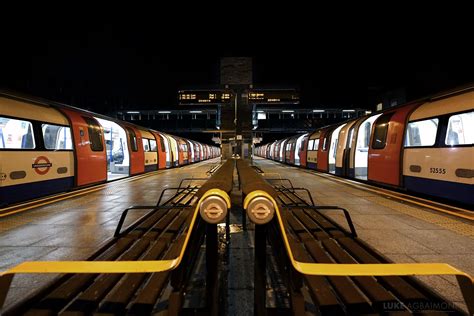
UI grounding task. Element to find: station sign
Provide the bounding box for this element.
[178,90,232,105]
[248,89,299,104]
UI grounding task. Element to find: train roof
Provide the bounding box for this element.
[0,95,69,125]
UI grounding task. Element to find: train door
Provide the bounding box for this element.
[160,133,171,168]
[279,139,287,162]
[94,117,130,181]
[306,131,320,170]
[187,140,195,163]
[152,132,167,169]
[343,125,356,176]
[316,128,333,172]
[198,143,204,161]
[124,125,145,176]
[353,114,382,180]
[139,129,158,172]
[167,135,179,166]
[328,124,346,173]
[295,134,307,166]
[335,121,356,176]
[299,134,309,168]
[60,109,107,186]
[368,103,420,186]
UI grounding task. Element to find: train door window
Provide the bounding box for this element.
[126,128,138,152]
[314,139,320,150]
[42,124,73,150]
[322,135,329,151]
[372,113,393,149]
[347,127,354,149]
[308,139,315,151]
[83,117,104,151]
[0,117,35,149]
[405,118,439,147]
[149,139,157,151]
[445,111,473,146]
[142,138,150,152]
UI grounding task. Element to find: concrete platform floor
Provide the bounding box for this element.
[253,158,473,313]
[0,158,219,310]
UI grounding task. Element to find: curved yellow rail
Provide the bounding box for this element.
[243,189,474,314]
[0,188,231,277]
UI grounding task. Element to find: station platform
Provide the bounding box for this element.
[1,157,472,314]
[0,158,219,310]
[252,157,473,312]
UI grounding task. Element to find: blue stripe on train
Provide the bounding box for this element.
[307,162,317,170]
[404,176,473,205]
[144,165,158,173]
[0,177,74,206]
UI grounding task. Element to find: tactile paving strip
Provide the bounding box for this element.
[365,196,474,239]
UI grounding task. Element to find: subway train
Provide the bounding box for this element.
[256,85,473,206]
[0,92,220,206]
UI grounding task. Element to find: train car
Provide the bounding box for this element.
[0,92,219,207]
[294,133,308,166]
[402,89,473,204]
[0,96,76,205]
[256,85,474,206]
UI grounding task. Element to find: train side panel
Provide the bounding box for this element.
[403,147,473,204]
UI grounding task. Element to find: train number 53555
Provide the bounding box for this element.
[430,167,446,174]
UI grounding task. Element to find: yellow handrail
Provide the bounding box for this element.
[0,189,231,277]
[244,190,474,314]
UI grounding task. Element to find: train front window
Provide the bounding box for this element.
[0,117,35,149]
[42,124,73,150]
[405,118,438,147]
[445,112,473,146]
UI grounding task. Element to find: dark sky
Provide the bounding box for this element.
[1,16,473,114]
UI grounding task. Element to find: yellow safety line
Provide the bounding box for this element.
[311,171,474,221]
[0,189,230,277]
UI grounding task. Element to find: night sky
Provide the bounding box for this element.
[1,17,473,114]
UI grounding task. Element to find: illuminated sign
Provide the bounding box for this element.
[248,89,299,104]
[178,90,232,105]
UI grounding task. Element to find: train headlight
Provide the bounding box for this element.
[199,195,228,224]
[247,196,275,225]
